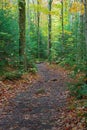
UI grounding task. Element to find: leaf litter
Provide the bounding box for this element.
[0,63,86,130]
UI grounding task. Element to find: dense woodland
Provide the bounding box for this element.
[0,0,87,93]
[0,0,87,128]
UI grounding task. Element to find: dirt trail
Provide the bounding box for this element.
[0,63,68,130]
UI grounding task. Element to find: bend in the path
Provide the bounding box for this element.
[0,63,68,130]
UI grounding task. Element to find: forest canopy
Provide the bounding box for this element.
[0,0,87,76]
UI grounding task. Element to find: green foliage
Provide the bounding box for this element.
[26,21,47,60]
[69,81,87,99]
[0,8,19,69]
[0,0,86,124]
[4,71,22,80]
[28,67,37,74]
[79,84,87,96]
[0,0,86,82]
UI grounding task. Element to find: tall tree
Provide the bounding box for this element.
[61,0,64,45]
[79,0,85,62]
[18,0,27,71]
[0,0,3,9]
[48,0,53,59]
[84,0,87,83]
[26,0,30,42]
[84,0,87,56]
[37,0,40,59]
[60,0,65,54]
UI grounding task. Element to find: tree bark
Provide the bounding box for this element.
[61,0,64,44]
[37,0,40,59]
[84,0,87,83]
[60,0,64,54]
[18,0,27,71]
[26,0,30,42]
[48,0,53,58]
[1,0,4,9]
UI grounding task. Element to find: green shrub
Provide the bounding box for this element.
[4,71,22,80]
[69,82,87,99]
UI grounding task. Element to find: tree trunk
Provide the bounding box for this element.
[26,0,30,42]
[84,0,87,83]
[1,0,4,9]
[80,0,85,62]
[61,0,64,45]
[18,0,27,71]
[48,0,53,59]
[37,0,40,59]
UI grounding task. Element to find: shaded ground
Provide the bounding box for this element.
[0,63,86,130]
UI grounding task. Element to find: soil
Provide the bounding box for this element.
[0,63,85,130]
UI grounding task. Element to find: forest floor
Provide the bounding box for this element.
[0,63,87,130]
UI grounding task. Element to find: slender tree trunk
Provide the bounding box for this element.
[48,0,53,59]
[84,0,87,83]
[18,0,27,71]
[5,0,7,8]
[61,0,64,45]
[37,0,40,59]
[32,0,37,24]
[1,0,4,9]
[27,0,30,42]
[84,0,87,57]
[80,0,85,62]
